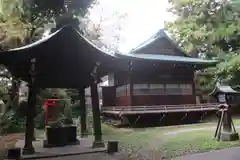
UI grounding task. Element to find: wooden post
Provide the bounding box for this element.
[91,82,104,148]
[78,88,87,137]
[128,60,133,106]
[22,84,37,155]
[91,62,104,148]
[214,105,239,141]
[32,88,40,141]
[22,58,37,155]
[222,110,233,132]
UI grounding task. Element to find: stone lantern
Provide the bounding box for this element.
[209,84,239,141]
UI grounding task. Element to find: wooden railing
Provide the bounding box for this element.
[101,103,219,115]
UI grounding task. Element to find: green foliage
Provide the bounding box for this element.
[35,107,45,129]
[0,109,25,134]
[66,89,79,103]
[35,88,74,128]
[0,79,9,98]
[211,54,240,85]
[0,0,96,50]
[166,0,240,57]
[166,0,240,90]
[70,100,81,118]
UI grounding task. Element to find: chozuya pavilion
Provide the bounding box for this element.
[0,25,217,155]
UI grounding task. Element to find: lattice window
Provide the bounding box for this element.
[149,84,165,95]
[116,85,128,97]
[165,84,181,95]
[149,84,164,89]
[166,84,178,88]
[133,84,149,95]
[133,84,148,89]
[180,84,192,95]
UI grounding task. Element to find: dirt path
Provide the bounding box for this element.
[164,126,240,136]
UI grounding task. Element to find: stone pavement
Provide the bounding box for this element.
[15,136,109,159]
[174,147,240,160]
[35,152,126,160]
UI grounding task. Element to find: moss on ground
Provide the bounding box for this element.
[100,120,240,159]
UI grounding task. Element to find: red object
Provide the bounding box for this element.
[44,99,60,128]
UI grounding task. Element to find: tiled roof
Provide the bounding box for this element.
[116,52,217,64]
[209,85,240,96]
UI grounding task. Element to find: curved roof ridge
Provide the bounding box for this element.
[0,25,117,57]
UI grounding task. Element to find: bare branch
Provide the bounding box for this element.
[0,74,10,79]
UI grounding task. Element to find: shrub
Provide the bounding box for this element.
[35,107,45,129]
[0,109,25,134]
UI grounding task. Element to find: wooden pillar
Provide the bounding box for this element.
[22,84,37,155]
[22,58,37,155]
[192,72,197,104]
[91,82,104,148]
[90,62,104,148]
[78,88,87,137]
[32,88,40,141]
[223,110,232,132]
[128,60,133,106]
[129,77,133,106]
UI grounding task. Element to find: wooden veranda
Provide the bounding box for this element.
[101,103,219,115]
[101,103,219,127]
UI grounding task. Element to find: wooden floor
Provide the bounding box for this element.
[101,103,219,115]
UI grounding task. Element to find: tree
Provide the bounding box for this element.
[166,0,240,58]
[166,0,240,90]
[80,2,127,53]
[0,0,96,49]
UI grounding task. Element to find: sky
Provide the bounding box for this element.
[89,0,175,53]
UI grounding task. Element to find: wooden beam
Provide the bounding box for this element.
[78,88,87,137]
[90,82,105,148]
